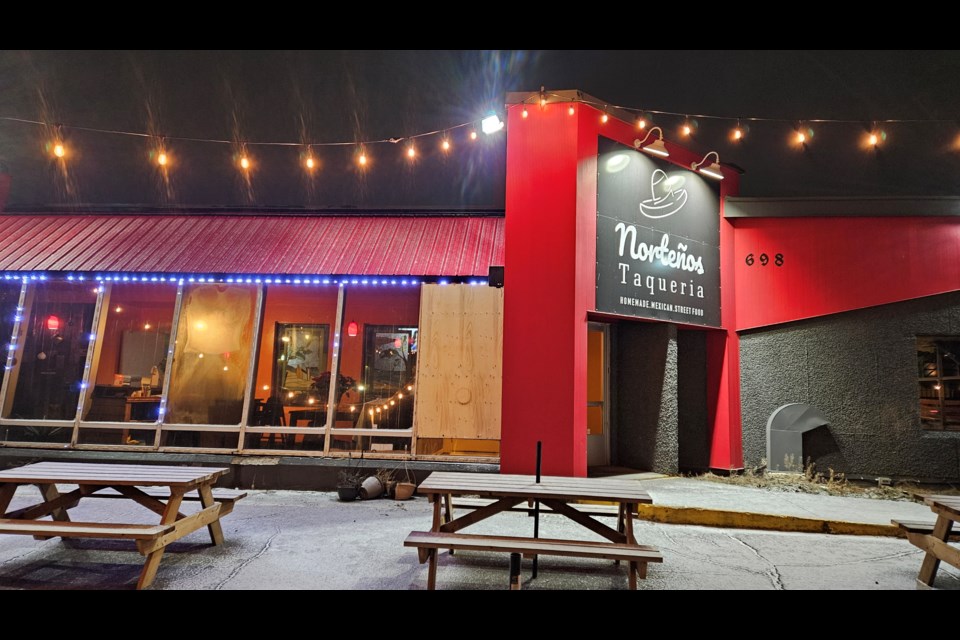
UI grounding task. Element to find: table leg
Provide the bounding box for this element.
[137,489,185,590]
[198,484,225,545]
[427,550,438,590]
[443,494,455,555]
[36,484,70,522]
[625,502,639,588]
[918,514,954,587]
[0,483,16,516]
[430,495,442,531]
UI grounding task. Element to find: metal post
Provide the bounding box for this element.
[532,440,542,579]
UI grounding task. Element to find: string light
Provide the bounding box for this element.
[681,123,692,137]
[637,118,647,129]
[53,143,65,158]
[441,138,451,152]
[568,106,575,116]
[157,152,168,166]
[357,149,368,167]
[305,156,316,170]
[601,112,609,124]
[522,107,529,119]
[406,145,416,159]
[469,131,477,141]
[239,156,251,170]
[732,120,744,141]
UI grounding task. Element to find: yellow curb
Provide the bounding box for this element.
[635,504,900,537]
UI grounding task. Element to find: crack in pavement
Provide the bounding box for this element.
[724,532,785,590]
[777,548,921,568]
[214,526,281,590]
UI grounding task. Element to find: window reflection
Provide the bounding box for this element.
[4,282,96,422]
[165,284,257,426]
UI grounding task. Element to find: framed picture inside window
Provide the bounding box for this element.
[362,325,417,396]
[274,323,330,398]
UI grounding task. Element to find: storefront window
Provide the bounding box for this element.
[918,336,960,431]
[164,284,258,427]
[330,286,420,453]
[244,285,338,450]
[2,281,97,423]
[78,283,177,446]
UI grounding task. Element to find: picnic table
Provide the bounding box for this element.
[405,471,663,590]
[0,462,245,589]
[893,494,960,588]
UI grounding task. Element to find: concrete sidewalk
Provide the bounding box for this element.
[0,481,955,590]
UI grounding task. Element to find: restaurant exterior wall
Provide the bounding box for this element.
[739,292,960,481]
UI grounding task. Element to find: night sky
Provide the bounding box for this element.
[2,50,959,209]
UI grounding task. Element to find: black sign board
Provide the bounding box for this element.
[596,136,721,327]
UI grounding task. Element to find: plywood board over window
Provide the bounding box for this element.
[414,285,503,440]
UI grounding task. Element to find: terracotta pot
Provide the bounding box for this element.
[394,481,415,500]
[359,476,383,499]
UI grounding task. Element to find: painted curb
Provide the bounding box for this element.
[635,504,900,537]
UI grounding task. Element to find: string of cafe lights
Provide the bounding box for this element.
[0,112,506,170]
[524,89,960,150]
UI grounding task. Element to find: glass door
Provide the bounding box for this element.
[587,323,610,467]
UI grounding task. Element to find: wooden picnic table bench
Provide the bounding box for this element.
[893,494,960,588]
[406,471,661,590]
[0,462,244,589]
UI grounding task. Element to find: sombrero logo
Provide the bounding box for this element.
[639,169,687,219]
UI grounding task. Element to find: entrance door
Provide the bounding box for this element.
[587,323,610,467]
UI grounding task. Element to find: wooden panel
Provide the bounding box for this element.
[414,284,503,440]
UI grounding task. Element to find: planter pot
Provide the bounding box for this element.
[359,476,383,500]
[394,481,416,501]
[337,485,359,502]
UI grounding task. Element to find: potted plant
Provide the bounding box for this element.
[394,461,416,501]
[336,469,363,502]
[311,371,357,401]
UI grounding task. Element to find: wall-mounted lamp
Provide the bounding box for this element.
[347,321,359,337]
[691,151,724,180]
[634,127,669,158]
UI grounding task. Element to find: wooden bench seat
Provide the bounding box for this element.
[892,519,959,541]
[404,530,662,590]
[89,487,247,504]
[0,518,172,542]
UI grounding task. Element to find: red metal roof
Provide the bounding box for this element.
[0,214,504,276]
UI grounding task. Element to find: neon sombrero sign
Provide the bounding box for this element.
[595,136,721,327]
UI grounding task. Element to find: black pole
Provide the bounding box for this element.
[532,440,542,579]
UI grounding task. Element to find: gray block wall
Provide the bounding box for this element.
[740,292,960,481]
[615,323,679,474]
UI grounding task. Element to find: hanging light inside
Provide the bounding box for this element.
[691,151,725,180]
[347,321,359,337]
[634,127,669,158]
[46,315,61,331]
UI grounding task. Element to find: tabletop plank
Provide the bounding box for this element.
[926,495,960,518]
[0,462,228,487]
[418,471,652,503]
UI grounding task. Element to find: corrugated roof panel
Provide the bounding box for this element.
[0,214,504,277]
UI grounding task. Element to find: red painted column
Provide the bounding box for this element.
[501,102,590,476]
[707,180,744,471]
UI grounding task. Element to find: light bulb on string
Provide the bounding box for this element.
[637,117,647,130]
[305,156,315,169]
[157,152,168,166]
[793,123,813,147]
[469,130,478,141]
[239,156,251,171]
[357,147,368,167]
[732,120,745,142]
[406,145,416,160]
[601,110,609,124]
[441,138,451,152]
[522,106,529,119]
[681,123,692,137]
[568,105,575,116]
